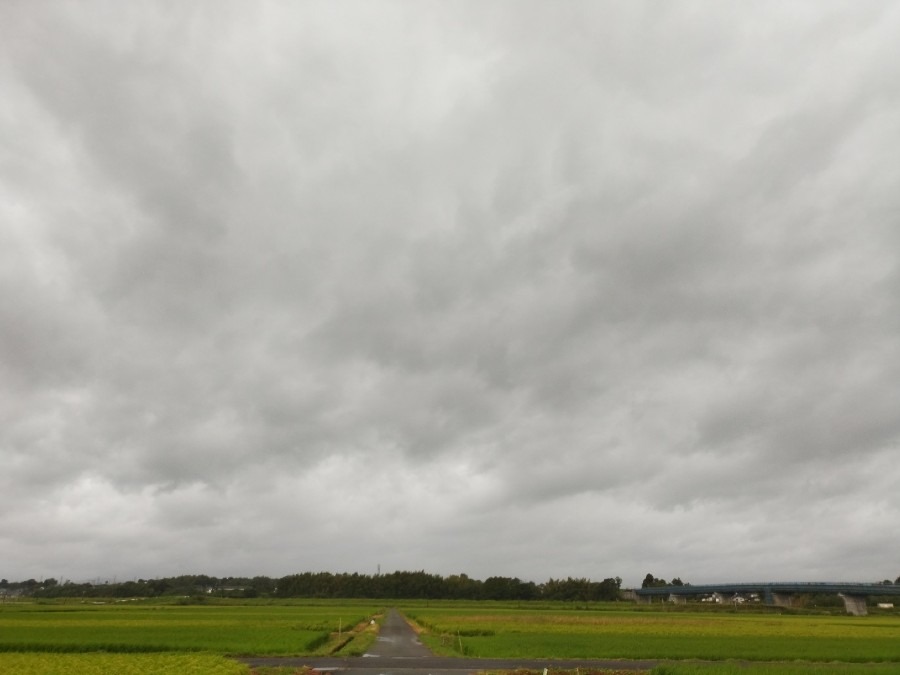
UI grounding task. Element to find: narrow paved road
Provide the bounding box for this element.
[365,608,434,658]
[237,608,659,673]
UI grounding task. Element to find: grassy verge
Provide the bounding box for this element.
[337,614,382,655]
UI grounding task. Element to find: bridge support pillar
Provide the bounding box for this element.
[771,592,793,609]
[668,594,687,604]
[636,594,652,604]
[838,593,867,616]
[712,592,726,604]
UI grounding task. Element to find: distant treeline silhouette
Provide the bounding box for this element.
[3,571,622,601]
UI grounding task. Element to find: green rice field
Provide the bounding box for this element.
[0,652,248,675]
[648,665,900,674]
[0,600,380,655]
[404,602,900,663]
[2,598,899,673]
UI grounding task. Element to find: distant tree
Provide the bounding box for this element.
[540,577,620,601]
[113,581,144,598]
[445,573,480,599]
[249,576,275,595]
[0,579,7,588]
[194,575,218,589]
[147,578,172,595]
[14,569,630,601]
[671,577,684,586]
[482,576,536,600]
[596,577,621,600]
[642,573,668,588]
[896,575,900,585]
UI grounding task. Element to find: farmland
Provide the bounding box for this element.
[404,601,900,663]
[0,652,247,674]
[1,598,899,673]
[646,666,900,674]
[0,599,381,655]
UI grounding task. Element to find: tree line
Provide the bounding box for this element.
[641,573,687,588]
[1,571,622,601]
[9,572,895,600]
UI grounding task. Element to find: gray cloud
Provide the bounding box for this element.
[1,1,899,586]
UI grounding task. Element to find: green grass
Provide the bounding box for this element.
[0,652,249,674]
[649,665,900,674]
[0,600,381,656]
[5,598,900,670]
[403,602,900,662]
[484,666,900,675]
[334,614,381,655]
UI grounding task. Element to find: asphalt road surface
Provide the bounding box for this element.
[237,608,660,674]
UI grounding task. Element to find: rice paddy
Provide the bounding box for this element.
[0,600,380,655]
[405,603,900,662]
[2,598,898,672]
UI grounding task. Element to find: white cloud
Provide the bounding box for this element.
[1,1,899,587]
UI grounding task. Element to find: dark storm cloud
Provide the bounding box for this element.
[1,0,899,585]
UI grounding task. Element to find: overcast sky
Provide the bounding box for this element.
[2,1,899,588]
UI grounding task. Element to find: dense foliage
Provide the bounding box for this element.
[2,572,622,601]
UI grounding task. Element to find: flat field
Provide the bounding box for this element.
[3,599,900,674]
[648,665,900,675]
[403,602,900,663]
[0,652,248,675]
[0,599,380,655]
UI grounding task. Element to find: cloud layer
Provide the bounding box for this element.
[2,1,899,586]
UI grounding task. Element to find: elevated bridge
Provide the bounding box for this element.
[632,582,900,615]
